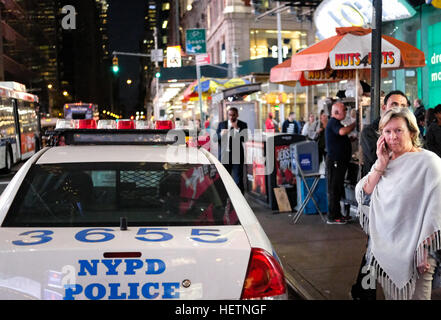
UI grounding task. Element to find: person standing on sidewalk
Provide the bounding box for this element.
[414,98,426,136]
[355,107,441,300]
[317,110,328,165]
[425,104,441,158]
[216,107,248,193]
[352,89,410,300]
[302,113,319,140]
[360,90,410,177]
[265,113,278,132]
[325,101,356,225]
[282,112,300,134]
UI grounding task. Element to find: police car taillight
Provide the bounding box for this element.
[97,120,117,129]
[241,248,287,300]
[76,119,97,129]
[117,119,135,129]
[155,120,174,130]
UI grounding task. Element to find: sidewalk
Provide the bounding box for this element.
[247,194,366,300]
[248,194,441,300]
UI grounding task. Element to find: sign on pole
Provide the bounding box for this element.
[196,53,211,66]
[151,49,164,62]
[166,46,182,67]
[186,29,207,54]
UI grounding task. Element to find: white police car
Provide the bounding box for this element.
[0,121,287,300]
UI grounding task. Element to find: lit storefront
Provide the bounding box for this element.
[257,80,342,127]
[250,29,309,60]
[380,4,441,109]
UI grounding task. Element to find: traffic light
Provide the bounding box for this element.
[155,69,161,78]
[112,56,119,73]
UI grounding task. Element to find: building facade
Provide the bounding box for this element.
[58,0,111,116]
[0,0,56,112]
[164,0,320,126]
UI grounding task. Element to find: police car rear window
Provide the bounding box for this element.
[2,162,239,227]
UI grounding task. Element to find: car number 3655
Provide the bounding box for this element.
[11,228,228,246]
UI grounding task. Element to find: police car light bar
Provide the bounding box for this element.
[47,129,191,146]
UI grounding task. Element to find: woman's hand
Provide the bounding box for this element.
[376,135,390,171]
[417,249,430,274]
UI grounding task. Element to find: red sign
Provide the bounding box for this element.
[332,51,397,69]
[196,53,211,66]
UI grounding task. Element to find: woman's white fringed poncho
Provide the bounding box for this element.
[355,149,441,300]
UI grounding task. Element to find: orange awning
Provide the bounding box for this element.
[291,27,425,72]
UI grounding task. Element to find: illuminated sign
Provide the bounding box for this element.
[428,21,441,106]
[314,0,416,39]
[166,46,182,68]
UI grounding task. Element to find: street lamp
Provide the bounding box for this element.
[62,90,69,97]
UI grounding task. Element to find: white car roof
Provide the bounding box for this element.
[36,145,211,164]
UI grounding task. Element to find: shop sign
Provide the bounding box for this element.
[305,69,356,81]
[329,34,401,69]
[314,0,416,39]
[428,21,441,106]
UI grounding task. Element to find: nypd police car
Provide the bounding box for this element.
[0,120,287,300]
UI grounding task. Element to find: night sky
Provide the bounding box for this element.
[107,0,147,115]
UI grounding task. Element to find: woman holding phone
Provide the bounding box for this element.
[356,107,441,300]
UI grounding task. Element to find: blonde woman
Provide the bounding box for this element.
[356,107,441,300]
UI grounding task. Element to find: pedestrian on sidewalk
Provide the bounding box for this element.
[325,101,356,225]
[265,113,278,133]
[352,90,410,300]
[360,90,410,177]
[317,110,328,165]
[301,113,319,140]
[281,112,300,134]
[425,104,441,158]
[216,107,248,193]
[414,98,426,136]
[355,107,441,300]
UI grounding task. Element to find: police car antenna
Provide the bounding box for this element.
[120,217,128,231]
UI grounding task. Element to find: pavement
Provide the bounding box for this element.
[247,193,441,300]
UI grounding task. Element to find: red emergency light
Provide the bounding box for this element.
[77,119,97,129]
[117,120,135,129]
[155,120,174,130]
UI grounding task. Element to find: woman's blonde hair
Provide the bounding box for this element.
[378,107,422,147]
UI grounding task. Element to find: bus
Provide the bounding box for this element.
[64,103,99,120]
[0,82,40,172]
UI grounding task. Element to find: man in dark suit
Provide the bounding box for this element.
[216,107,248,193]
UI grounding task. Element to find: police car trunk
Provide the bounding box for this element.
[0,129,286,300]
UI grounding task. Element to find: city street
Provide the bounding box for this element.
[0,0,440,304]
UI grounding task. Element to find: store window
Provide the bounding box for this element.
[221,42,226,63]
[249,29,307,60]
